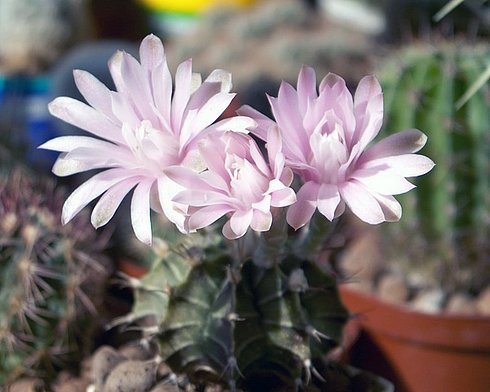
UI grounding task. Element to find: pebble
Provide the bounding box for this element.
[411,289,445,313]
[91,346,125,391]
[377,273,409,305]
[103,359,158,392]
[476,286,490,315]
[445,293,478,315]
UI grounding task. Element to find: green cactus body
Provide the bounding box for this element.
[379,44,490,292]
[127,216,348,390]
[0,169,112,385]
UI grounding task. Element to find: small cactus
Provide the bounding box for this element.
[0,169,112,385]
[378,43,490,293]
[123,215,349,390]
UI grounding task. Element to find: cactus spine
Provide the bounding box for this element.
[379,43,490,293]
[124,214,349,390]
[0,169,112,385]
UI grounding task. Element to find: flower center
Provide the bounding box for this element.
[310,124,349,184]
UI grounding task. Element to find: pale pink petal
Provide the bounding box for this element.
[48,97,123,144]
[339,181,384,224]
[173,190,228,206]
[371,193,402,222]
[91,179,138,228]
[352,168,415,195]
[110,91,140,128]
[171,59,193,130]
[208,116,256,133]
[353,75,384,149]
[151,60,172,122]
[286,181,320,230]
[361,154,435,177]
[62,169,141,224]
[297,65,317,115]
[361,129,428,161]
[236,104,276,141]
[270,83,309,160]
[250,210,272,232]
[180,92,236,146]
[73,70,115,120]
[120,52,156,122]
[108,51,125,93]
[164,166,215,191]
[270,187,297,207]
[131,179,154,245]
[187,204,233,231]
[230,209,254,238]
[187,69,232,111]
[51,155,94,176]
[39,135,113,152]
[157,176,186,230]
[139,34,164,70]
[317,184,341,221]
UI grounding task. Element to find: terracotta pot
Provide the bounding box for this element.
[340,285,490,392]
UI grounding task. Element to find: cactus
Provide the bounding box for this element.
[378,43,490,294]
[122,214,349,391]
[0,169,112,386]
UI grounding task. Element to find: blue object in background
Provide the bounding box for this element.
[0,74,58,170]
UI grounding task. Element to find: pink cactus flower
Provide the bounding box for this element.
[239,66,434,229]
[165,129,296,239]
[40,34,254,244]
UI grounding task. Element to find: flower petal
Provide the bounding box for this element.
[187,204,233,231]
[362,129,429,161]
[361,154,435,177]
[352,168,415,195]
[131,179,154,245]
[339,180,384,224]
[286,181,319,230]
[74,70,115,120]
[62,169,141,224]
[91,179,137,228]
[171,59,193,130]
[48,97,123,144]
[353,75,384,149]
[250,210,272,232]
[317,184,341,221]
[230,209,254,238]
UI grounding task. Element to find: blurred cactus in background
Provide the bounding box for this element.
[0,169,113,386]
[378,43,490,295]
[0,0,92,75]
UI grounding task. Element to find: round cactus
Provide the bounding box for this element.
[0,169,113,386]
[120,214,349,391]
[378,43,490,293]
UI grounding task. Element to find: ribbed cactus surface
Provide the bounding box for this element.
[379,43,490,293]
[125,216,349,390]
[0,169,112,385]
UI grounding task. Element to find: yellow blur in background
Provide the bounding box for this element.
[138,0,256,14]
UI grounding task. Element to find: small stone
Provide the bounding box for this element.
[411,289,445,313]
[157,362,173,378]
[445,293,478,315]
[377,274,409,305]
[476,286,490,315]
[5,379,43,392]
[103,359,158,392]
[150,381,180,392]
[53,377,89,392]
[91,346,125,391]
[119,341,155,360]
